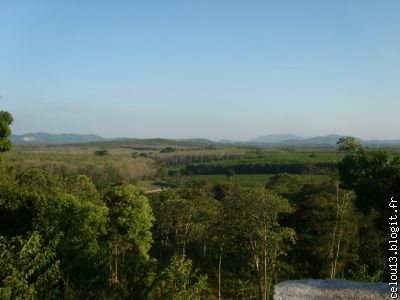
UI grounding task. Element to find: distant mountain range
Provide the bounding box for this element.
[10,132,400,146]
[225,134,400,146]
[247,134,306,144]
[11,133,108,144]
[246,134,344,145]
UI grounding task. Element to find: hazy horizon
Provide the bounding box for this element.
[10,131,400,143]
[1,1,399,140]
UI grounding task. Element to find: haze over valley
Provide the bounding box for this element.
[11,132,400,146]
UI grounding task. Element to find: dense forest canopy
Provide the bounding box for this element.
[0,111,398,299]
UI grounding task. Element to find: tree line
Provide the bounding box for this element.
[183,161,336,176]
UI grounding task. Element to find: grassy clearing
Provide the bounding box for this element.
[3,147,158,188]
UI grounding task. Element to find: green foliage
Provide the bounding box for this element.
[153,255,209,300]
[0,165,17,209]
[160,147,177,153]
[35,193,108,257]
[33,177,109,297]
[153,188,219,257]
[181,173,328,187]
[5,152,158,189]
[66,175,101,203]
[338,146,400,280]
[0,232,61,300]
[183,152,339,176]
[0,111,13,153]
[228,279,257,299]
[93,149,109,156]
[288,183,360,279]
[212,181,241,200]
[348,264,384,283]
[152,148,244,166]
[225,168,235,179]
[157,165,169,180]
[103,183,155,295]
[225,188,296,299]
[0,168,65,237]
[336,137,361,153]
[105,183,154,257]
[267,173,302,196]
[338,148,399,217]
[17,168,65,206]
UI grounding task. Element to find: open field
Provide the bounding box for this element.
[5,141,399,191]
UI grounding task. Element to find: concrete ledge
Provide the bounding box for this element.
[274,279,391,300]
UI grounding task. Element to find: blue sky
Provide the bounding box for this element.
[1,0,399,140]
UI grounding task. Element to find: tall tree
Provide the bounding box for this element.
[0,111,13,153]
[153,188,218,258]
[338,146,400,280]
[34,176,109,298]
[104,183,154,287]
[288,182,360,279]
[226,187,295,300]
[338,148,399,219]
